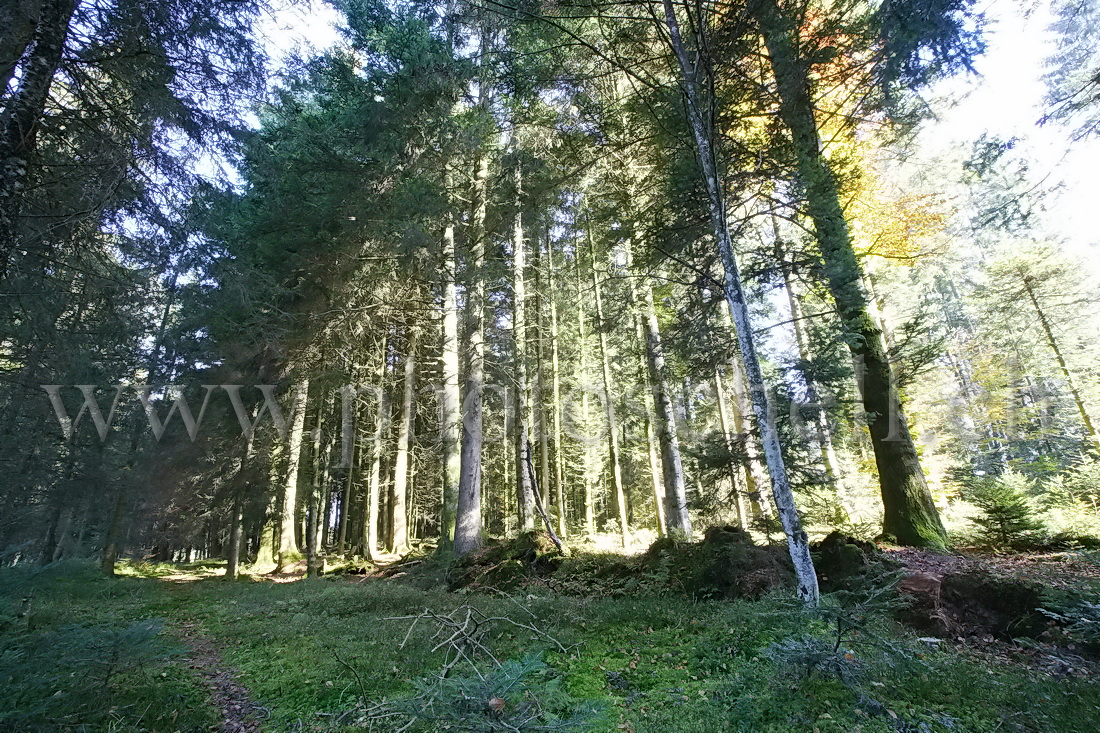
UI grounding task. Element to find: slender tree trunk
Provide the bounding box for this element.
[226,434,255,580]
[662,0,818,603]
[336,385,356,554]
[513,166,536,531]
[548,237,567,537]
[453,42,492,556]
[713,369,748,528]
[0,0,77,281]
[716,301,770,520]
[779,250,843,483]
[365,341,389,561]
[305,395,328,577]
[534,225,554,528]
[52,506,72,562]
[1020,274,1100,449]
[99,480,128,576]
[226,499,244,579]
[639,272,692,535]
[750,0,944,549]
[391,325,416,554]
[277,380,309,571]
[576,254,596,536]
[587,221,629,547]
[634,308,668,536]
[440,181,462,544]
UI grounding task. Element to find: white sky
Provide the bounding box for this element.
[258,0,343,68]
[921,0,1100,256]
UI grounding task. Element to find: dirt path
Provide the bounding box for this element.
[176,621,265,732]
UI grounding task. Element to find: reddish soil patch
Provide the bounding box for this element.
[886,547,1100,591]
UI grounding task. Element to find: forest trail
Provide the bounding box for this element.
[174,620,265,733]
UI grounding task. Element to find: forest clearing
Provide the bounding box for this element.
[3,0,1100,730]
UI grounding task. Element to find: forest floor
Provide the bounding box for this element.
[2,541,1099,732]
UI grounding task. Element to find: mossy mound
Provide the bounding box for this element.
[448,531,565,591]
[811,531,897,593]
[445,526,793,599]
[639,525,793,600]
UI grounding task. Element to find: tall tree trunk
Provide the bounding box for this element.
[391,325,417,554]
[639,272,692,535]
[513,166,536,531]
[575,253,596,536]
[587,221,629,547]
[662,0,819,603]
[0,0,77,281]
[226,434,255,580]
[778,246,843,485]
[226,499,244,580]
[535,234,552,532]
[750,0,944,549]
[453,40,492,555]
[547,235,567,538]
[305,396,328,578]
[364,340,389,561]
[713,369,748,529]
[254,444,281,569]
[277,380,309,571]
[440,181,462,544]
[634,308,668,536]
[1020,274,1100,449]
[624,235,688,536]
[336,385,357,554]
[716,301,770,520]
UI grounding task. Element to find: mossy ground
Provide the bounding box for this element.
[1,554,1099,732]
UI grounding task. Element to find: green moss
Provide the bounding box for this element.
[4,559,1100,732]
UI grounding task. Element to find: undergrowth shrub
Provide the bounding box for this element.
[963,469,1044,547]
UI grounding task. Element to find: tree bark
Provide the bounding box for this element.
[336,385,357,554]
[0,0,43,98]
[716,301,770,520]
[587,220,629,547]
[0,0,77,281]
[364,341,389,561]
[750,0,945,549]
[1020,273,1100,449]
[391,325,416,554]
[277,380,309,571]
[440,181,462,544]
[513,165,536,531]
[639,275,692,535]
[535,234,553,533]
[634,307,668,536]
[575,252,596,536]
[713,369,748,529]
[453,40,492,555]
[226,499,244,580]
[662,0,819,603]
[778,244,843,485]
[547,235,567,538]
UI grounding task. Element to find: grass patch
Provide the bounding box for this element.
[0,561,216,732]
[2,557,1099,731]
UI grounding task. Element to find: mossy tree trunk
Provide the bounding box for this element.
[751,0,946,548]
